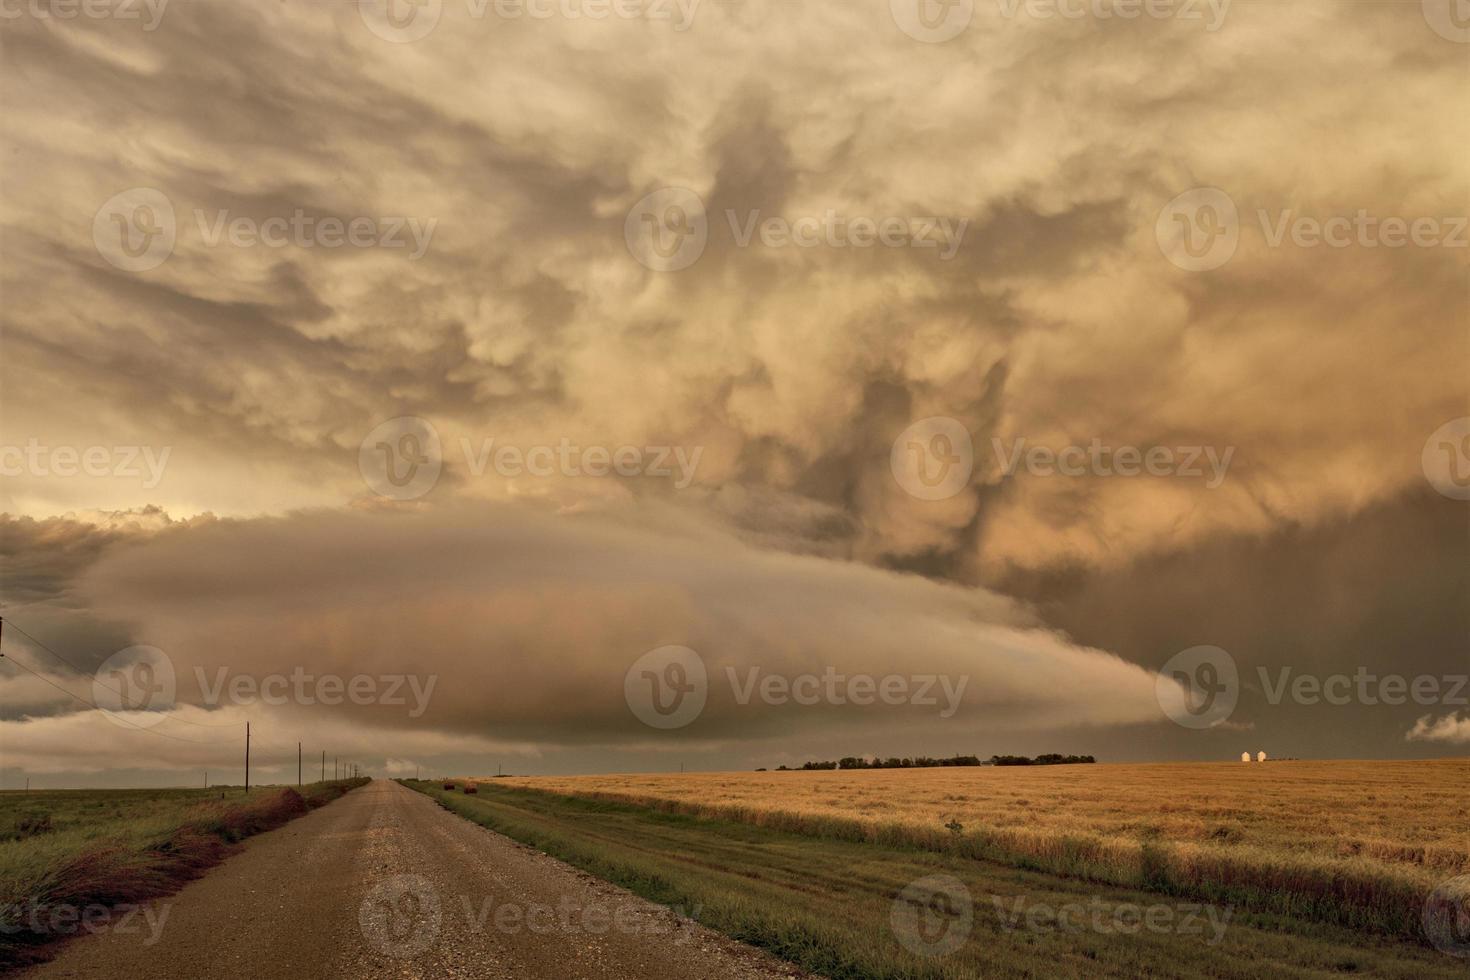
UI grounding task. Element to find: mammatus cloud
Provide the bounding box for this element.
[1406,712,1470,745]
[0,2,1464,580]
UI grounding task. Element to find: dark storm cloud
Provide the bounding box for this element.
[997,487,1470,759]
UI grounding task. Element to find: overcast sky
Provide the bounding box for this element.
[0,0,1466,786]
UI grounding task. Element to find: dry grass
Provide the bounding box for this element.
[414,779,1465,979]
[0,779,368,970]
[501,759,1469,940]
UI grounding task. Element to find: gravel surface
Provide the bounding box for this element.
[22,779,806,979]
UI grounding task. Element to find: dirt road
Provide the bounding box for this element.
[23,779,803,979]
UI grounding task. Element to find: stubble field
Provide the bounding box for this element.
[501,759,1469,939]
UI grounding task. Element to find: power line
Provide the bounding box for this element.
[1,618,353,783]
[0,652,237,745]
[0,617,238,728]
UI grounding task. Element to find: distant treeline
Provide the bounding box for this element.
[767,753,1096,771]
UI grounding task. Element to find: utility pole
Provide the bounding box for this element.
[321,750,325,783]
[245,722,251,794]
[298,742,302,787]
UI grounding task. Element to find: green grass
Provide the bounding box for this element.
[403,780,1462,980]
[0,779,368,971]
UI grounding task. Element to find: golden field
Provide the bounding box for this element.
[502,759,1470,938]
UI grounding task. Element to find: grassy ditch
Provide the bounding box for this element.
[0,778,368,970]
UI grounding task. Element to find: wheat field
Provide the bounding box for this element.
[502,759,1469,938]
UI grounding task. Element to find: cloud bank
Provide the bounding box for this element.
[61,506,1161,754]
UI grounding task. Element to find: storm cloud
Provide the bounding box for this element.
[0,1,1465,780]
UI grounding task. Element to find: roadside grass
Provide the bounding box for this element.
[0,778,368,971]
[404,780,1463,980]
[498,761,1468,941]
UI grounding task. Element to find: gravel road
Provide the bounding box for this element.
[22,779,804,979]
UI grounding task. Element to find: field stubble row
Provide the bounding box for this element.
[500,760,1470,940]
